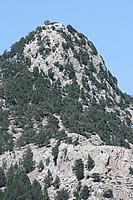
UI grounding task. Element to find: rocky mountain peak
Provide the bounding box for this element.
[0,21,133,200]
[23,21,100,86]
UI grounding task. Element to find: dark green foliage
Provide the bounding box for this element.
[43,186,50,200]
[79,49,89,65]
[0,108,14,154]
[3,164,47,200]
[103,189,113,198]
[80,185,90,200]
[53,175,60,189]
[38,160,44,172]
[38,46,45,54]
[43,169,53,188]
[0,129,13,155]
[34,128,53,147]
[0,53,66,150]
[129,167,133,175]
[0,167,6,188]
[0,189,5,200]
[44,20,51,25]
[65,137,73,144]
[73,190,81,200]
[48,68,55,81]
[22,146,35,173]
[62,42,69,50]
[65,81,80,99]
[73,50,80,62]
[73,183,81,199]
[73,137,80,146]
[59,30,74,50]
[52,142,60,165]
[1,51,132,149]
[46,157,50,166]
[6,164,15,187]
[77,181,82,192]
[77,33,86,46]
[88,61,96,73]
[0,21,133,158]
[67,25,77,35]
[55,188,69,200]
[53,130,67,140]
[61,96,83,134]
[7,37,25,58]
[31,180,44,200]
[67,25,87,46]
[73,159,84,181]
[91,173,101,182]
[88,40,98,55]
[107,70,118,90]
[3,30,35,60]
[5,166,32,200]
[36,26,42,34]
[17,129,36,147]
[3,164,49,200]
[86,154,95,171]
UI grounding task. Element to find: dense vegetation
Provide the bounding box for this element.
[0,23,133,154]
[0,164,48,200]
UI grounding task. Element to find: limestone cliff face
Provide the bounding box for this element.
[0,133,133,199]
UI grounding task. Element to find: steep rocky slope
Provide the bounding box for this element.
[0,133,133,199]
[0,21,133,199]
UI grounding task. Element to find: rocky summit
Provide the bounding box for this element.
[0,21,133,200]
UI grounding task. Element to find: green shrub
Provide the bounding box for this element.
[91,173,101,182]
[103,189,113,198]
[31,180,44,200]
[129,167,133,175]
[53,175,60,189]
[43,186,50,200]
[88,40,98,55]
[52,142,60,166]
[73,159,84,181]
[80,185,90,200]
[43,169,53,188]
[0,167,6,187]
[55,188,69,200]
[22,146,35,173]
[0,189,5,200]
[67,25,77,35]
[86,154,95,171]
[38,160,44,172]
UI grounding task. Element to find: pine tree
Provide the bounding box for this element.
[5,167,32,200]
[80,185,90,200]
[38,160,44,172]
[0,167,6,188]
[53,175,60,189]
[22,146,35,173]
[86,154,95,171]
[52,142,60,166]
[43,186,50,200]
[55,188,69,200]
[0,189,5,200]
[43,169,53,188]
[73,159,84,181]
[31,180,44,200]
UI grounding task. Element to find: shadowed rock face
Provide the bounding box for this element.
[0,21,133,199]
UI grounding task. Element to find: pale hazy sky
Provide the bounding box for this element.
[0,0,133,94]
